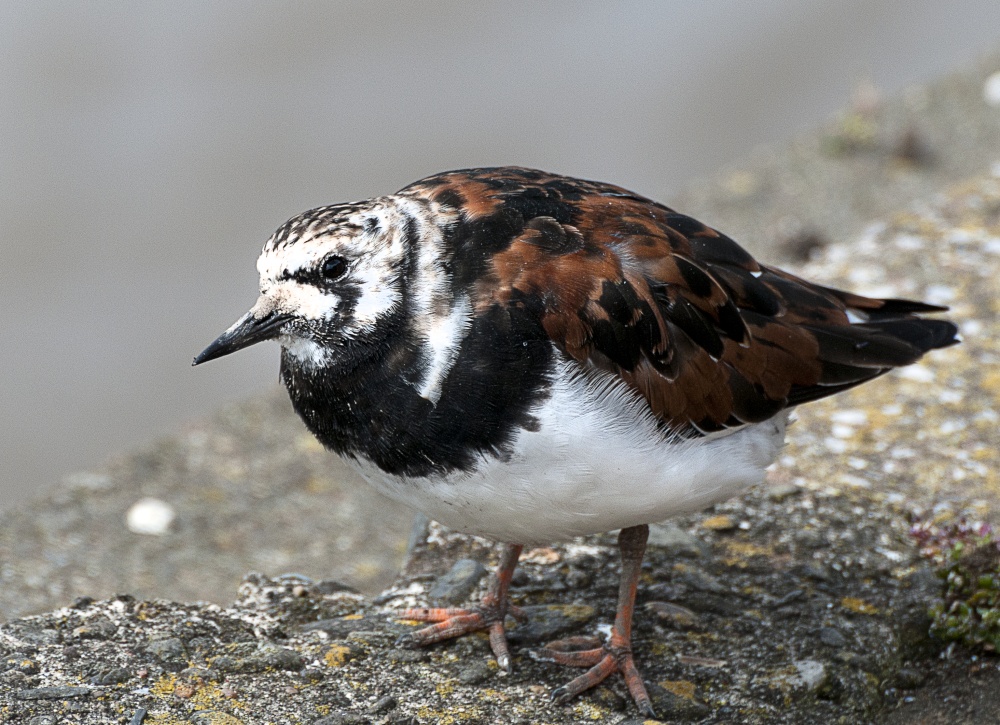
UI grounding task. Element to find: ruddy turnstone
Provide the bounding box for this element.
[194,167,958,716]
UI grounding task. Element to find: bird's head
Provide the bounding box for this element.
[194,197,426,369]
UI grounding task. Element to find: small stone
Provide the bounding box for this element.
[261,645,305,670]
[126,497,176,535]
[180,666,222,682]
[369,694,397,713]
[455,659,491,685]
[817,627,847,648]
[794,530,826,551]
[799,562,830,581]
[386,717,418,725]
[215,643,305,673]
[428,559,488,605]
[767,482,802,502]
[301,668,325,683]
[790,660,828,693]
[701,515,737,532]
[72,616,118,640]
[645,681,711,721]
[674,567,727,594]
[147,637,187,667]
[89,666,131,685]
[771,590,804,608]
[647,522,708,557]
[8,657,40,675]
[15,686,92,700]
[27,717,59,725]
[505,604,595,644]
[894,667,926,690]
[645,601,699,629]
[564,568,593,589]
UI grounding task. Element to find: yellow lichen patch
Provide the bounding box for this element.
[722,541,773,567]
[840,597,879,615]
[415,706,483,724]
[325,644,353,668]
[150,673,178,697]
[435,681,456,697]
[571,701,610,721]
[659,679,697,699]
[701,515,736,531]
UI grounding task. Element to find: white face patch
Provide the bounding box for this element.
[253,199,411,336]
[279,335,331,367]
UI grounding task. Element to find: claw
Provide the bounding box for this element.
[550,685,570,705]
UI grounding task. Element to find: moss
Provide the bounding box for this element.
[928,535,1000,651]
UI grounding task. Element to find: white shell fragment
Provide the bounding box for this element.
[126,497,176,536]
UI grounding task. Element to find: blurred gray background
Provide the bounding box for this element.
[3,1,1000,511]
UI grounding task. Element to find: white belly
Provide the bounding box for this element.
[348,358,788,544]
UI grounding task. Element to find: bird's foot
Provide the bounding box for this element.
[396,598,527,673]
[531,635,655,717]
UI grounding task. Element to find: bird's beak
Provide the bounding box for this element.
[192,309,291,366]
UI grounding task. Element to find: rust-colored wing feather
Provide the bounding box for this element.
[405,168,958,435]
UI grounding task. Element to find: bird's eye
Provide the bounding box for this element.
[321,255,348,281]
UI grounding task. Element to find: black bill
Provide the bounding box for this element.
[193,310,291,366]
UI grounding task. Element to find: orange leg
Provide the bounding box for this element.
[397,543,524,672]
[532,525,655,717]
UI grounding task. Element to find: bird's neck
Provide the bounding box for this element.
[280,305,555,478]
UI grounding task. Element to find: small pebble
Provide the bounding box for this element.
[427,559,487,605]
[647,522,708,557]
[894,667,926,690]
[818,626,848,648]
[645,601,699,629]
[767,482,802,502]
[126,498,176,535]
[369,694,398,713]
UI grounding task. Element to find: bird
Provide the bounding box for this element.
[194,167,958,716]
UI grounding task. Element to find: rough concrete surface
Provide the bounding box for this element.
[2,52,1000,724]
